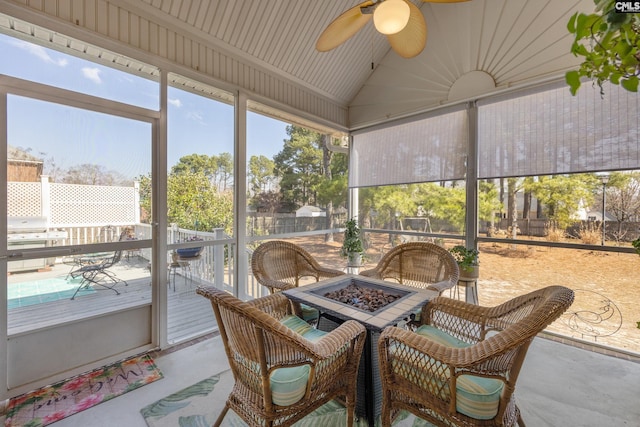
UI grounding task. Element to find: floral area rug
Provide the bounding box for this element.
[141,369,433,427]
[5,354,163,427]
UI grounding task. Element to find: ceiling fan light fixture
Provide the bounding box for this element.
[373,0,410,35]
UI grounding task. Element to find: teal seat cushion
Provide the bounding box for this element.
[281,314,327,342]
[272,315,329,406]
[281,314,314,336]
[415,325,504,420]
[301,303,320,322]
[270,364,311,406]
[415,324,471,348]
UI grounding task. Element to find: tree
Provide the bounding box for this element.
[167,172,233,234]
[138,163,234,234]
[478,180,503,224]
[317,136,348,243]
[248,155,276,196]
[528,175,595,229]
[273,126,324,209]
[566,0,640,95]
[506,178,521,239]
[602,171,640,238]
[216,152,234,192]
[251,191,281,213]
[373,185,418,236]
[62,163,131,186]
[415,183,465,233]
[171,153,234,192]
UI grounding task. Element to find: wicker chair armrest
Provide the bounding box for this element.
[258,278,296,293]
[316,267,346,279]
[358,268,379,278]
[312,320,367,358]
[380,326,462,366]
[379,326,507,373]
[262,316,365,366]
[245,292,293,320]
[381,324,528,374]
[426,279,456,294]
[421,296,494,323]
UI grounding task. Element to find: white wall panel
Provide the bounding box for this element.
[7,306,152,390]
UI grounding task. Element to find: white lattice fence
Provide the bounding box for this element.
[49,183,137,226]
[8,182,41,217]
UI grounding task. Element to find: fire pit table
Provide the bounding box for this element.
[284,275,437,426]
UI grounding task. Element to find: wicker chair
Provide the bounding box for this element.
[360,242,460,295]
[377,285,575,427]
[251,240,345,293]
[196,286,366,427]
[251,240,345,322]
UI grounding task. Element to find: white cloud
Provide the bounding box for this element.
[10,40,68,66]
[82,67,102,84]
[168,98,182,108]
[187,111,206,125]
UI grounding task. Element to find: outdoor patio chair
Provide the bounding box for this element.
[196,286,366,427]
[360,242,460,295]
[69,250,129,299]
[377,285,575,427]
[251,240,345,322]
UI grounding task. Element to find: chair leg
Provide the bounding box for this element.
[81,271,122,295]
[101,270,129,287]
[345,393,355,426]
[380,396,392,427]
[70,279,91,300]
[213,405,229,427]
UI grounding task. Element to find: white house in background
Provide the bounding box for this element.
[296,205,325,217]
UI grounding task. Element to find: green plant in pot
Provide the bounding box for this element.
[341,218,365,267]
[449,245,480,280]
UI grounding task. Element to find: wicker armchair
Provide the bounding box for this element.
[196,286,366,427]
[377,285,574,427]
[251,240,345,294]
[360,242,459,295]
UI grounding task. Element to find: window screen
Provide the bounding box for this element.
[478,82,640,179]
[350,108,468,188]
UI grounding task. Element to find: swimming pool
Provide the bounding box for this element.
[8,276,95,309]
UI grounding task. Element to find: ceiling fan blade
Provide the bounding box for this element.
[387,1,427,58]
[316,1,374,52]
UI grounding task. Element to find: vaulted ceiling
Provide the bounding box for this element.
[130,0,594,129]
[1,0,595,130]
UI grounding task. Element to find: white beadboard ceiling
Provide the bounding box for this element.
[1,0,596,130]
[129,0,595,128]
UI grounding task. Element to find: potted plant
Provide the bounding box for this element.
[341,218,365,267]
[449,245,480,280]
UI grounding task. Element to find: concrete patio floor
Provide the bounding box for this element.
[12,331,637,427]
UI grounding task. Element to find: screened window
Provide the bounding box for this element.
[0,33,159,109]
[478,82,640,179]
[350,107,468,188]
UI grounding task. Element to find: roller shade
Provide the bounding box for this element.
[478,82,640,179]
[350,108,468,188]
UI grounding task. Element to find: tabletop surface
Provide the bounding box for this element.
[284,275,437,332]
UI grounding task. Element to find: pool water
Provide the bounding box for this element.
[8,276,96,309]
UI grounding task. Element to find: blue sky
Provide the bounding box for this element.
[0,33,289,179]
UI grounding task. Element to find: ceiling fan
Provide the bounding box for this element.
[316,0,470,59]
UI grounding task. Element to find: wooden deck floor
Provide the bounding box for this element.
[7,258,218,344]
